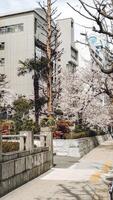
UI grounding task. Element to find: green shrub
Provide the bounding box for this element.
[2,141,19,153]
[86,129,105,136]
[74,125,83,133]
[40,117,48,127]
[40,117,56,127]
[22,118,36,131]
[63,131,88,139]
[86,129,97,136]
[46,118,56,127]
[96,130,105,136]
[54,109,63,116]
[63,129,106,139]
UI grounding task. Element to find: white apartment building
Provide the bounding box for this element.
[54,18,78,115]
[0,9,47,101]
[0,10,78,116]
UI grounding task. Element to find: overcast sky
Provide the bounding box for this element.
[0,0,91,61]
[0,0,89,39]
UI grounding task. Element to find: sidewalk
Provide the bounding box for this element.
[1,139,113,200]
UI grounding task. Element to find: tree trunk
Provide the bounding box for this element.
[34,72,40,126]
[47,0,52,116]
[78,112,83,128]
[47,66,52,115]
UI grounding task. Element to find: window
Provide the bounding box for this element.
[0,42,5,50]
[0,23,24,34]
[36,47,41,58]
[99,57,102,62]
[0,58,5,66]
[35,47,46,58]
[0,27,5,34]
[71,21,73,28]
[7,26,14,33]
[34,18,37,34]
[18,24,23,32]
[71,47,78,61]
[58,69,61,74]
[58,64,61,69]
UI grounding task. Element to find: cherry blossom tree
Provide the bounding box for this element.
[66,0,113,130]
[67,0,113,74]
[61,59,113,130]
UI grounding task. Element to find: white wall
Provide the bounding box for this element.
[57,18,72,68]
[0,12,35,99]
[53,134,110,157]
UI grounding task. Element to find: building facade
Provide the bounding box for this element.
[0,9,47,101]
[88,33,112,68]
[54,18,78,116]
[0,11,78,117]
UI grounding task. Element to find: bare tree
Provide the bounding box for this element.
[18,0,62,125]
[38,0,63,116]
[46,0,52,115]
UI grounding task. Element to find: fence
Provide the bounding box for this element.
[0,128,53,197]
[0,128,53,152]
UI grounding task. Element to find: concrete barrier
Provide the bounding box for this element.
[53,134,111,158]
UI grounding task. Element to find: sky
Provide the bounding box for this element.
[0,0,88,40]
[0,0,91,61]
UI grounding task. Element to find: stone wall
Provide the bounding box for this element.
[53,134,110,158]
[0,147,52,197]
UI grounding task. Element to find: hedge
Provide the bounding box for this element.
[2,141,19,153]
[63,130,106,139]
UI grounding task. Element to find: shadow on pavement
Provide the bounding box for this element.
[97,144,113,150]
[57,183,107,200]
[35,182,108,200]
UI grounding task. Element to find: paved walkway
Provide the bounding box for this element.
[1,139,113,200]
[54,155,79,168]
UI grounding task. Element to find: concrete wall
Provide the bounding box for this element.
[53,134,110,158]
[0,147,52,197]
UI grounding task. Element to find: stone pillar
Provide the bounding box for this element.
[19,136,25,151]
[40,127,50,147]
[41,127,53,167]
[25,131,33,151]
[20,131,33,151]
[40,135,46,147]
[40,127,48,147]
[0,134,2,162]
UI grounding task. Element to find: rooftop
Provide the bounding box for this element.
[0,8,44,19]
